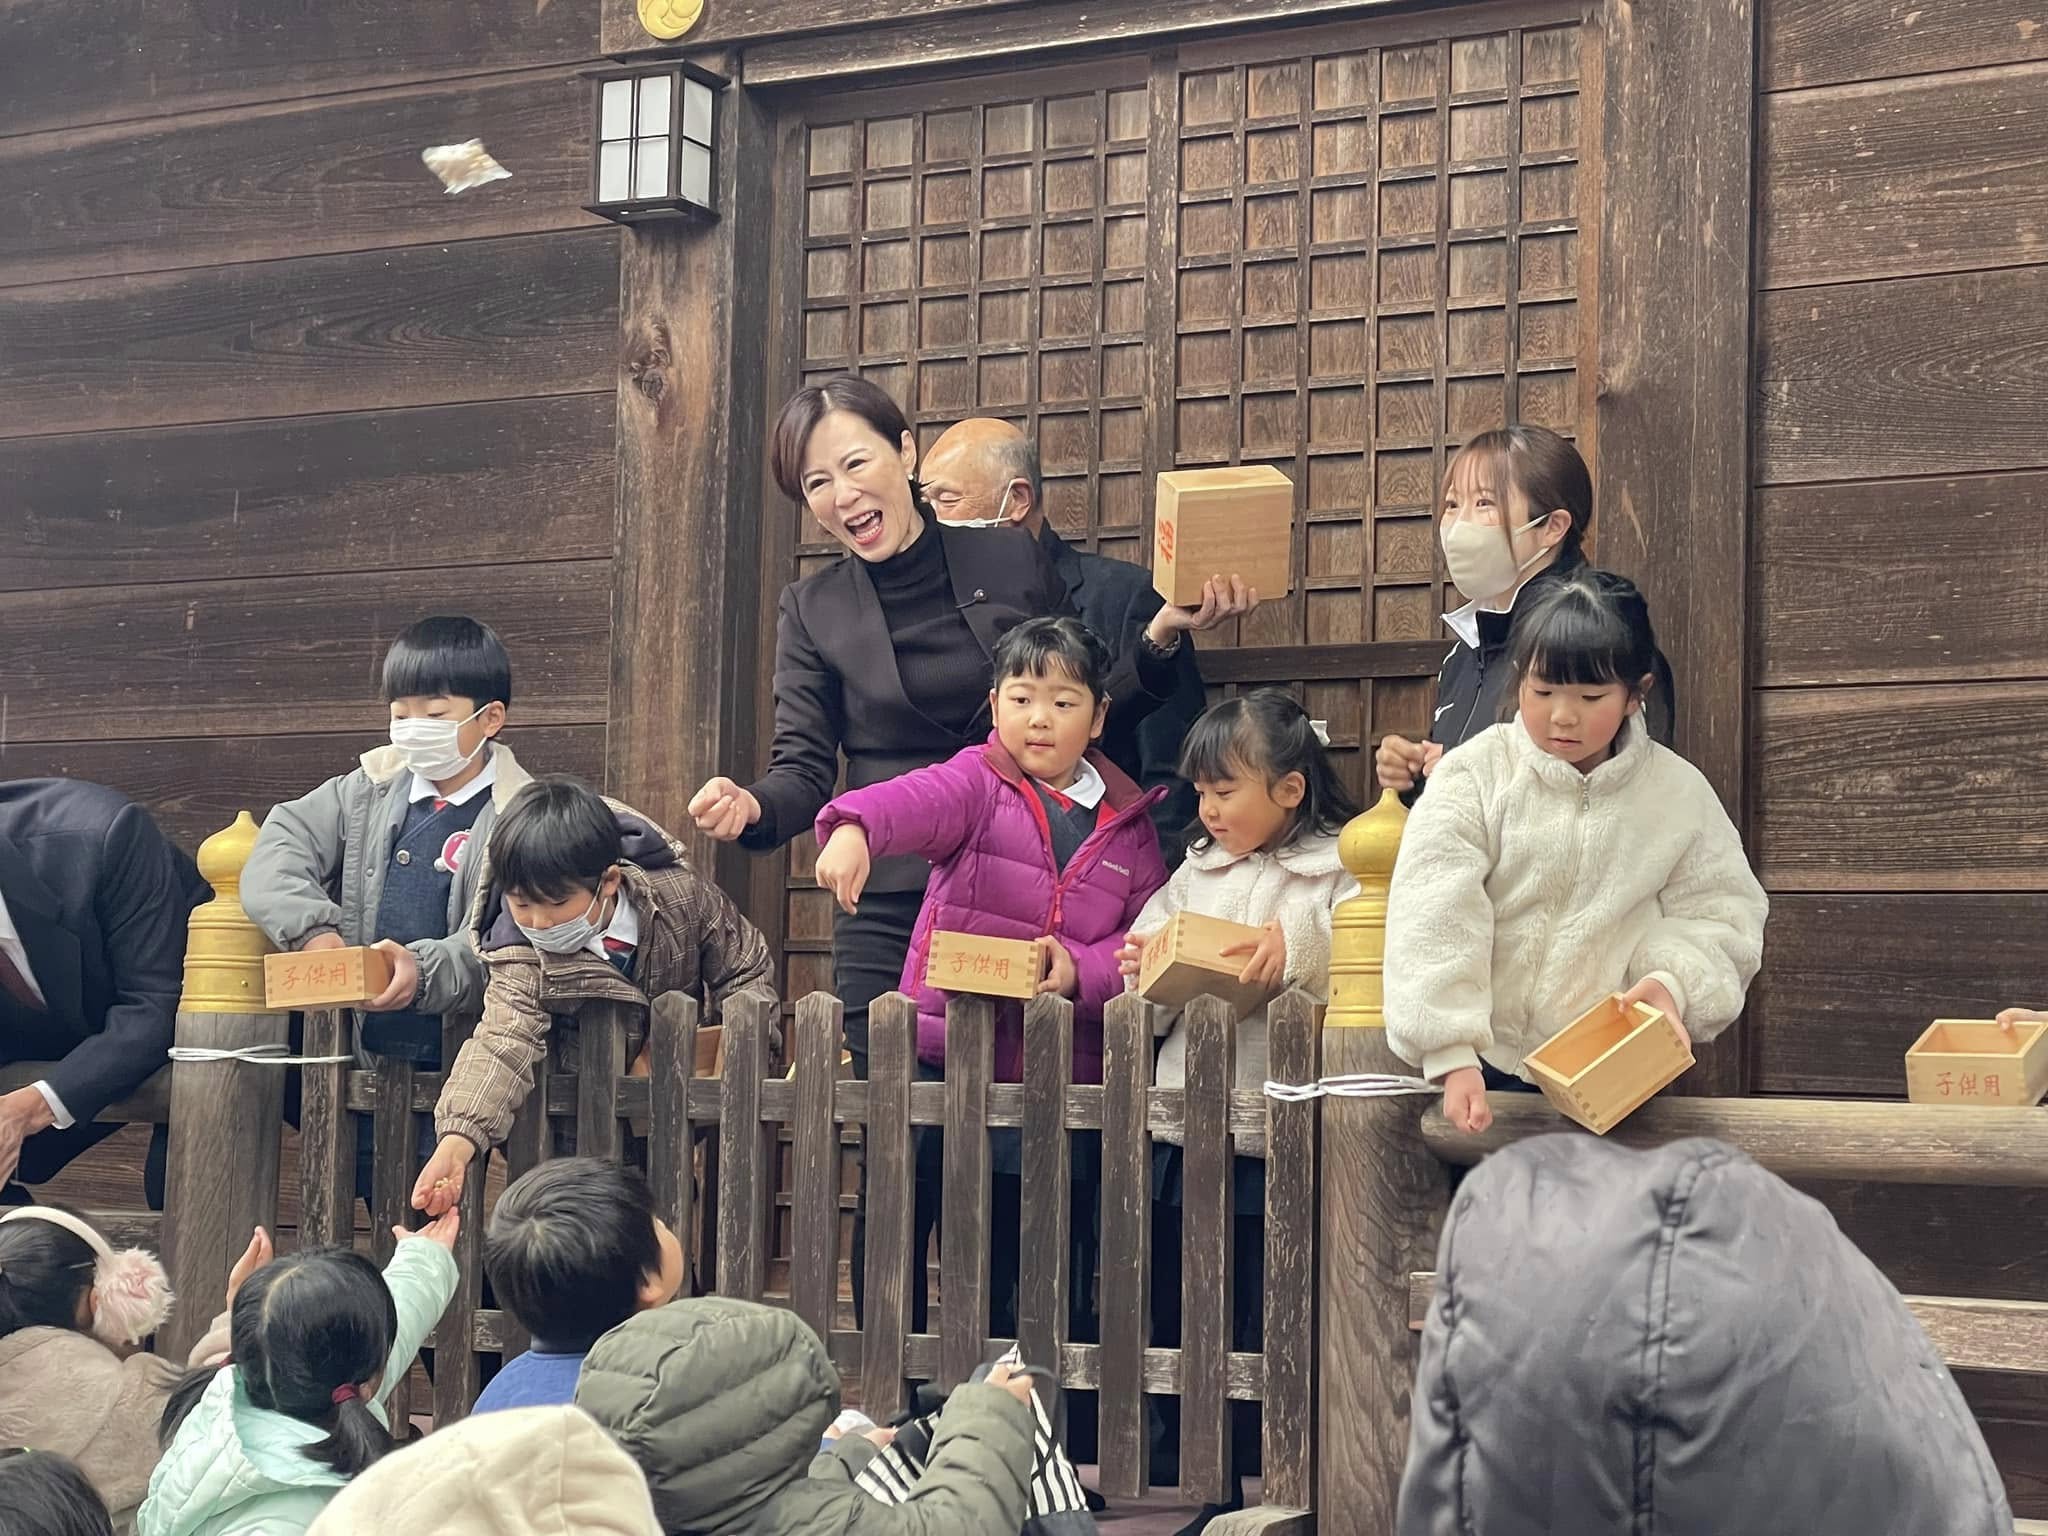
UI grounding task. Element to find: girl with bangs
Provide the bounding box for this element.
[1383,571,1768,1137]
[1374,425,1675,798]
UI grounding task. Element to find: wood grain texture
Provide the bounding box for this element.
[3,396,615,593]
[859,993,918,1422]
[1753,682,2048,891]
[1591,0,1757,1029]
[295,1009,354,1248]
[1017,995,1074,1376]
[1758,62,2048,291]
[1179,998,1236,1506]
[1316,1027,1448,1526]
[1196,642,1446,685]
[1423,1095,2048,1188]
[577,1001,628,1162]
[0,0,600,137]
[790,993,843,1344]
[158,1010,291,1360]
[496,1048,554,1363]
[0,563,610,744]
[1801,1178,2048,1302]
[648,992,701,1275]
[607,0,1030,51]
[608,81,774,866]
[0,231,617,440]
[1756,265,2048,485]
[1754,472,2048,686]
[1261,993,1319,1509]
[939,996,994,1390]
[0,726,605,853]
[716,993,774,1299]
[0,72,597,287]
[1753,894,2048,1096]
[1762,0,2048,92]
[1096,993,1153,1500]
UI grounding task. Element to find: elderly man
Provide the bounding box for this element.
[922,418,1213,865]
[0,778,208,1205]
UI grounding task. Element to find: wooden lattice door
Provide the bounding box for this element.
[757,5,1592,986]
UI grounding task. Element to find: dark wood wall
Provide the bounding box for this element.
[0,1,619,846]
[1747,2,2048,1508]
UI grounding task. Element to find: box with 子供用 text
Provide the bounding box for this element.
[1135,911,1279,1020]
[1152,466,1295,609]
[262,946,396,1010]
[1904,1019,2048,1107]
[924,931,1046,1000]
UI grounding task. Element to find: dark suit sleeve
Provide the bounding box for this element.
[45,804,195,1122]
[740,583,849,853]
[1101,582,1203,857]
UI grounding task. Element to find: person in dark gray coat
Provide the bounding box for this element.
[1400,1134,2012,1536]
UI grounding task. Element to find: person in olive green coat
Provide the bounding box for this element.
[575,1297,1038,1535]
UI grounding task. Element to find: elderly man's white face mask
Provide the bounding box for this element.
[943,480,1020,530]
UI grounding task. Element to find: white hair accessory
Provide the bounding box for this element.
[0,1206,175,1346]
[1309,719,1331,747]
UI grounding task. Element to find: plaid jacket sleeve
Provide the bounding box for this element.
[434,951,550,1152]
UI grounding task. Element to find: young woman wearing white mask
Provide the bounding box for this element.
[1374,426,1674,799]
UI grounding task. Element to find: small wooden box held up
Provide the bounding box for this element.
[924,931,1045,1000]
[262,946,395,1010]
[1136,911,1279,1020]
[1904,1019,2048,1107]
[1524,994,1695,1135]
[1152,466,1295,609]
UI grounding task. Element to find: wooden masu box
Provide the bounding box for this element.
[1136,911,1280,1020]
[1904,1019,2048,1107]
[1524,993,1695,1135]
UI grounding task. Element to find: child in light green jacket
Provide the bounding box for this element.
[137,1215,460,1536]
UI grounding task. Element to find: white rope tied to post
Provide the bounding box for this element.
[1263,1072,1437,1102]
[166,1043,354,1066]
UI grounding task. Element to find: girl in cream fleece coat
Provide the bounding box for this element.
[1385,572,1767,1133]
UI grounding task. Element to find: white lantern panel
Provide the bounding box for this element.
[681,140,712,207]
[683,78,714,145]
[598,139,632,202]
[601,79,634,142]
[637,72,672,138]
[635,135,671,200]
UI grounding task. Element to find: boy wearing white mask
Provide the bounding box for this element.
[411,777,774,1215]
[245,617,530,1199]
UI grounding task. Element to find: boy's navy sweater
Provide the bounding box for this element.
[365,794,487,1063]
[470,1346,586,1414]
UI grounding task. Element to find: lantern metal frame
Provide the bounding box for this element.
[584,59,723,224]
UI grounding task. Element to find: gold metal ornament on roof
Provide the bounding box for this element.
[638,0,704,40]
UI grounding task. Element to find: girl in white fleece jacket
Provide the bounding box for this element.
[1385,572,1767,1135]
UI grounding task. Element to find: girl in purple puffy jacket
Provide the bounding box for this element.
[813,615,1168,1086]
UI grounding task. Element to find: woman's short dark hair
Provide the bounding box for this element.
[0,1449,115,1536]
[769,375,914,503]
[160,1248,399,1480]
[0,1205,97,1340]
[990,616,1113,702]
[1507,570,1658,695]
[484,1159,663,1352]
[490,777,622,904]
[1179,689,1360,850]
[1443,425,1593,559]
[381,615,513,709]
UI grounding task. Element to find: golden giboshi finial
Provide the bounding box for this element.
[1325,787,1409,1029]
[180,811,282,1014]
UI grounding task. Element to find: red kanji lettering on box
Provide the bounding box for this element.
[1985,1074,2002,1099]
[951,952,967,975]
[974,954,992,975]
[1157,521,1176,562]
[994,957,1010,980]
[1936,1072,1954,1098]
[1959,1073,1979,1097]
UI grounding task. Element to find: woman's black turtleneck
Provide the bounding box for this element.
[865,511,984,735]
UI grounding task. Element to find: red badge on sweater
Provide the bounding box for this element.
[436,830,471,875]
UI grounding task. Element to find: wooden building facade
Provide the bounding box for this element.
[4,0,2045,1507]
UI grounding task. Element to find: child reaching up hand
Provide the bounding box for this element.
[1384,572,1768,1135]
[813,616,1167,1087]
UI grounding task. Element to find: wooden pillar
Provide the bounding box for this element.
[1317,789,1449,1526]
[607,53,777,888]
[1591,0,1759,1096]
[159,813,287,1362]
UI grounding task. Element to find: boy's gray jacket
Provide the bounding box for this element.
[242,742,533,1017]
[1399,1133,2012,1536]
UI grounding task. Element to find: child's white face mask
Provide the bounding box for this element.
[517,888,606,955]
[390,705,486,780]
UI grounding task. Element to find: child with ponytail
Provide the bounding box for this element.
[139,1212,460,1536]
[0,1207,261,1532]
